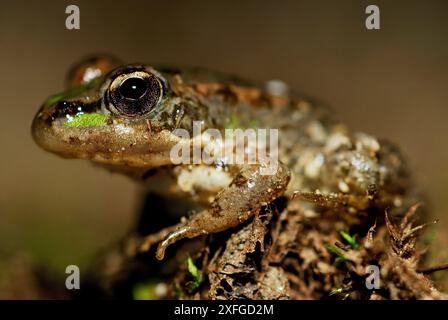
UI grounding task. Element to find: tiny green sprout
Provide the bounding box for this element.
[326,244,348,264]
[66,113,108,127]
[329,287,350,300]
[248,119,260,128]
[186,256,203,292]
[174,281,184,299]
[329,287,344,296]
[225,113,241,129]
[340,231,359,249]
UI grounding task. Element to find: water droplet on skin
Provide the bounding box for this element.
[83,67,102,83]
[247,179,256,188]
[265,80,289,97]
[338,181,350,193]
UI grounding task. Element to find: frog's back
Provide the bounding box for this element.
[156,65,344,193]
[157,65,338,138]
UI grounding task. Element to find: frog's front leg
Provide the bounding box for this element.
[141,162,290,260]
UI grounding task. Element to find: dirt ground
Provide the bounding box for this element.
[1,196,447,300]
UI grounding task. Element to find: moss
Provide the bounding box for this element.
[340,231,359,249]
[326,244,348,264]
[225,113,241,129]
[133,282,157,300]
[186,256,203,292]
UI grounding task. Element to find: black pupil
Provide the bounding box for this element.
[119,77,148,100]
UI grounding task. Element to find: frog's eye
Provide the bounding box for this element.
[108,71,163,117]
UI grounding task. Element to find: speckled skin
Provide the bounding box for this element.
[32,56,410,260]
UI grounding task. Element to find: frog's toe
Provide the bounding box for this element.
[139,224,180,254]
[155,227,191,260]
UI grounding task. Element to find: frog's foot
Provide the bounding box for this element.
[292,190,373,210]
[150,162,291,260]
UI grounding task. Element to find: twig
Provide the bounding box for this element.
[418,264,448,275]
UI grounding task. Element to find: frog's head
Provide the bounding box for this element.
[32,56,194,172]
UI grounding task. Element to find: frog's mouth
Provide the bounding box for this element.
[32,100,180,168]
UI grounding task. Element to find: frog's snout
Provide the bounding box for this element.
[31,102,60,155]
[32,109,53,154]
[31,99,82,156]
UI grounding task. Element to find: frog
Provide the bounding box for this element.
[31,55,410,261]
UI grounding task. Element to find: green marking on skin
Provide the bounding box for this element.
[66,113,108,127]
[44,77,102,106]
[45,87,85,106]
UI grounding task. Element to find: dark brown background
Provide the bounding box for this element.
[1,0,447,287]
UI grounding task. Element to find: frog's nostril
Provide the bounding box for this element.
[51,100,80,120]
[58,100,76,112]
